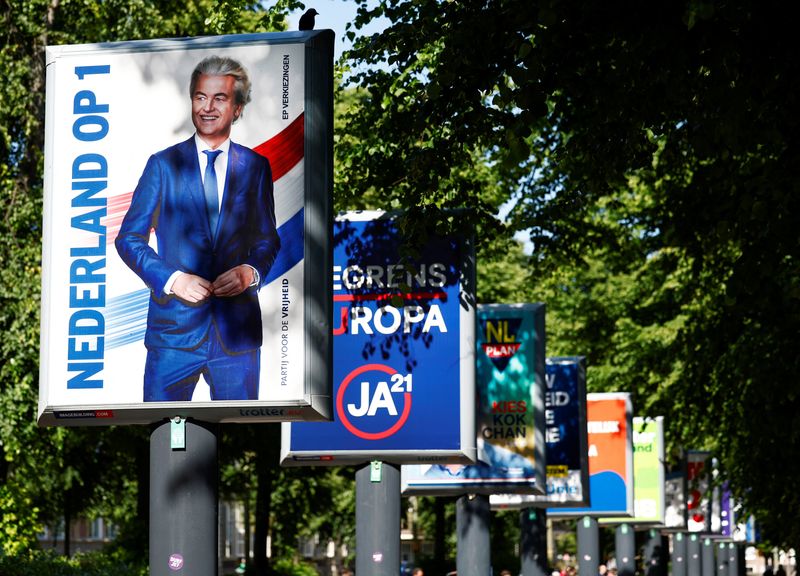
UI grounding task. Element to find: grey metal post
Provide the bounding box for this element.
[521,508,548,576]
[457,494,491,576]
[733,544,745,576]
[687,534,702,576]
[150,419,218,576]
[716,542,728,576]
[727,543,741,576]
[356,461,400,576]
[577,516,599,576]
[615,523,636,576]
[643,529,667,576]
[702,538,715,576]
[672,533,687,576]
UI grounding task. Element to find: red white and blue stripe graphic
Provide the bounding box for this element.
[105,113,306,350]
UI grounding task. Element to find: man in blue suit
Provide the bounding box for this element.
[116,56,280,401]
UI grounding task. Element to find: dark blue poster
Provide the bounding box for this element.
[281,212,476,464]
[490,356,590,508]
[545,359,583,472]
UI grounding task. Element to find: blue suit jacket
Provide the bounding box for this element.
[115,137,280,353]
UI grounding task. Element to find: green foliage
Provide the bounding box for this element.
[414,496,456,567]
[476,238,537,305]
[270,556,320,576]
[271,465,356,558]
[336,0,518,244]
[0,0,797,561]
[0,483,41,556]
[204,0,306,35]
[339,0,800,549]
[0,550,145,576]
[218,425,356,570]
[552,520,577,563]
[490,509,521,572]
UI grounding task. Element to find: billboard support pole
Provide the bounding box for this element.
[577,516,599,576]
[726,544,738,576]
[356,461,400,576]
[457,494,491,576]
[688,534,702,576]
[150,419,218,576]
[521,508,548,576]
[643,529,667,576]
[615,523,636,576]
[732,544,745,576]
[716,542,729,576]
[703,538,716,576]
[672,533,688,576]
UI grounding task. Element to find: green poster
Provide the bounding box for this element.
[601,416,665,524]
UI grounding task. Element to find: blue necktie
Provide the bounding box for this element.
[203,149,222,241]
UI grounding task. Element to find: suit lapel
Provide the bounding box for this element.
[219,142,244,232]
[178,137,214,243]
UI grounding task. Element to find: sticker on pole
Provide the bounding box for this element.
[168,553,184,571]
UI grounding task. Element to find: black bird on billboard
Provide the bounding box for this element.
[299,8,318,30]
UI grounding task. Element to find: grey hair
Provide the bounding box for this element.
[189,56,252,111]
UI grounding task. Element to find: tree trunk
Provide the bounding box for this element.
[434,497,445,570]
[64,504,72,557]
[0,446,8,481]
[136,432,149,555]
[245,497,252,565]
[253,458,275,576]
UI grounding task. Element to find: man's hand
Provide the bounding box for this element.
[172,273,213,303]
[212,265,255,297]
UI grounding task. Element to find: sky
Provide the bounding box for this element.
[285,0,388,61]
[285,0,532,250]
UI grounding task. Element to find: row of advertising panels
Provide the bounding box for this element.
[37,30,753,538]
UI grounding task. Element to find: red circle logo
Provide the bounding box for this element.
[336,363,412,440]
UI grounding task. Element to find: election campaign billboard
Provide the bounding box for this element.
[664,471,687,528]
[401,303,545,495]
[550,392,634,517]
[686,451,713,532]
[600,416,665,525]
[717,485,752,542]
[280,211,476,465]
[491,356,590,509]
[720,484,734,538]
[662,450,715,532]
[39,31,334,425]
[719,484,749,541]
[744,515,759,544]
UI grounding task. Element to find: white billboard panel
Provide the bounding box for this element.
[39,32,334,425]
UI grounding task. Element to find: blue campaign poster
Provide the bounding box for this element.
[545,359,586,477]
[281,212,476,464]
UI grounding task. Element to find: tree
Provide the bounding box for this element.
[219,424,357,574]
[338,0,800,547]
[414,496,457,572]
